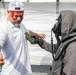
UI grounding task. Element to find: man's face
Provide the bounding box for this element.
[11,11,24,26]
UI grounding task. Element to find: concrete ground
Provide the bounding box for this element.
[31,65,52,75]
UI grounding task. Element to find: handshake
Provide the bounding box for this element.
[25,32,44,47]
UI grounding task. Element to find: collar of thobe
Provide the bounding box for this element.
[6,20,20,28]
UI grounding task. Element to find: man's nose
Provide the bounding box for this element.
[17,17,22,20]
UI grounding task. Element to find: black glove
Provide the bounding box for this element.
[37,38,44,47]
[30,35,44,47]
[25,32,44,47]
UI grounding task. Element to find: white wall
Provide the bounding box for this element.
[30,0,56,2]
[4,0,76,2]
[4,0,27,2]
[4,0,56,2]
[60,0,76,2]
[3,0,56,2]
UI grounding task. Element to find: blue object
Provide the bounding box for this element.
[0,67,2,72]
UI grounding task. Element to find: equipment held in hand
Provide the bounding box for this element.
[25,32,36,44]
[25,32,44,46]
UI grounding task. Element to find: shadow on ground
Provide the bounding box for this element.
[31,65,52,75]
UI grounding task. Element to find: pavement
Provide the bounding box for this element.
[31,65,52,75]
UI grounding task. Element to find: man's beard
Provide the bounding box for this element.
[12,21,21,27]
[14,23,20,27]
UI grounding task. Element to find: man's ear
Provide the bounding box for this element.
[7,10,12,13]
[7,10,9,13]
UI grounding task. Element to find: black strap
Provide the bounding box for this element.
[60,60,64,75]
[60,51,65,75]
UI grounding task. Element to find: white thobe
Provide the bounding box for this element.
[0,20,32,75]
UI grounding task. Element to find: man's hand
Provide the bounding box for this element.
[0,52,4,67]
[37,33,46,39]
[29,30,46,39]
